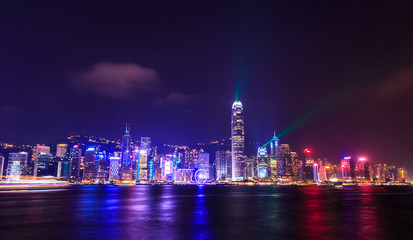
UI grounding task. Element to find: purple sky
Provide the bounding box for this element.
[1,1,413,168]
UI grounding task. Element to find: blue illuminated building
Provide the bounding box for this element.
[121,123,132,168]
[257,147,268,178]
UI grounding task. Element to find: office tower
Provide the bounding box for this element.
[225,150,232,180]
[341,157,350,179]
[148,158,154,181]
[198,152,210,180]
[121,123,132,168]
[349,157,355,179]
[69,145,82,180]
[357,157,369,180]
[318,165,327,182]
[175,169,193,182]
[36,153,53,177]
[9,152,28,176]
[215,151,227,181]
[0,156,4,179]
[33,145,50,177]
[302,149,314,181]
[84,148,96,181]
[278,144,291,177]
[231,101,245,181]
[97,159,108,182]
[245,158,255,179]
[138,137,151,182]
[313,163,319,182]
[257,147,268,178]
[161,155,174,182]
[6,156,23,181]
[56,144,68,158]
[290,152,299,180]
[109,157,121,181]
[269,132,280,178]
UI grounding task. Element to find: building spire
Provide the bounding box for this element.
[125,122,130,135]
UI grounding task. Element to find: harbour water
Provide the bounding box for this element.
[1,185,412,240]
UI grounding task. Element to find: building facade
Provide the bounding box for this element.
[231,101,245,181]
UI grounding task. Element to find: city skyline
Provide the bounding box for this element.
[1,1,413,172]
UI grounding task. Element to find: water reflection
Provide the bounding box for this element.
[190,186,212,239]
[1,185,413,240]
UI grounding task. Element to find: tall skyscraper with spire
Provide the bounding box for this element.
[121,123,132,168]
[231,101,245,181]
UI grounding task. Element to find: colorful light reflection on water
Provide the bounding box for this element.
[0,185,413,240]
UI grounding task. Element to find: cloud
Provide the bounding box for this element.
[376,66,413,96]
[155,92,201,106]
[72,62,158,98]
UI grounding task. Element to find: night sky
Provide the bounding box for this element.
[1,1,413,167]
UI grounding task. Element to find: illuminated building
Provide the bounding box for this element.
[148,158,154,181]
[175,169,194,182]
[161,155,174,182]
[349,157,356,179]
[302,149,314,181]
[56,144,68,158]
[83,148,96,181]
[340,156,355,179]
[121,123,132,168]
[0,156,4,179]
[198,152,210,181]
[231,101,245,181]
[109,157,121,181]
[341,157,351,179]
[357,157,369,180]
[69,145,82,180]
[138,137,151,182]
[6,157,23,181]
[290,152,299,180]
[257,147,268,178]
[184,148,199,169]
[225,150,232,180]
[318,165,327,182]
[245,158,255,179]
[269,132,280,178]
[313,163,319,182]
[33,145,50,177]
[215,151,227,181]
[36,153,53,177]
[278,144,291,177]
[141,137,151,150]
[9,152,28,176]
[172,153,178,180]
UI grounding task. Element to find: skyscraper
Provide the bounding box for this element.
[33,145,50,177]
[109,157,121,181]
[138,137,151,182]
[121,123,132,168]
[121,123,133,181]
[69,145,82,180]
[257,147,268,178]
[56,144,68,158]
[83,148,96,181]
[231,101,244,181]
[0,156,4,179]
[9,152,29,176]
[198,152,210,181]
[269,132,280,178]
[215,151,227,181]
